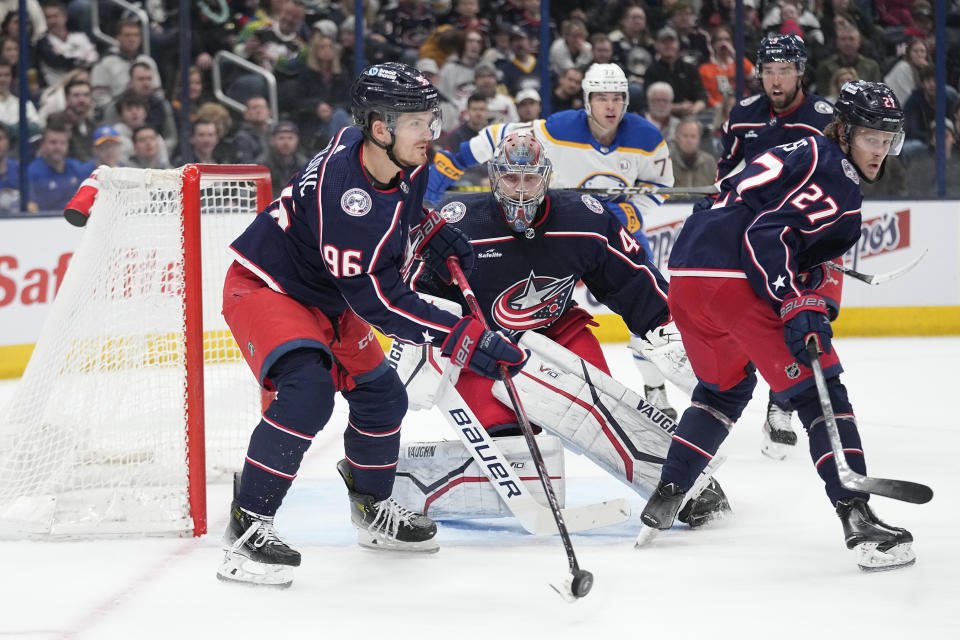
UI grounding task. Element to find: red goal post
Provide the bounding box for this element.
[0,164,272,538]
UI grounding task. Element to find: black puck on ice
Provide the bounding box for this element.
[570,569,593,598]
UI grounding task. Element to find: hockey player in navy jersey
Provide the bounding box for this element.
[638,81,917,571]
[424,63,683,421]
[714,34,840,460]
[216,62,527,588]
[394,131,729,528]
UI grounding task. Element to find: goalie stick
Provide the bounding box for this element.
[825,249,928,286]
[806,338,933,504]
[447,256,594,602]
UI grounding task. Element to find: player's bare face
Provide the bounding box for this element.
[761,62,801,112]
[392,111,441,166]
[589,92,626,131]
[849,128,897,180]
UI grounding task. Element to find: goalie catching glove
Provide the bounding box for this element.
[628,320,697,396]
[441,317,527,380]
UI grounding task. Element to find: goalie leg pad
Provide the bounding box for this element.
[498,332,724,500]
[392,436,565,520]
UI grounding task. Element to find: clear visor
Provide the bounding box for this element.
[391,108,443,141]
[850,126,905,156]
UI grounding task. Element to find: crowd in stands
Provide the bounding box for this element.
[1,0,959,214]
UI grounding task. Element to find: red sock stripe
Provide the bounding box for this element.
[671,435,713,459]
[263,415,314,441]
[348,421,402,438]
[245,456,297,479]
[344,455,398,469]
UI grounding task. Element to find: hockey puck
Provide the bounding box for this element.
[570,569,593,598]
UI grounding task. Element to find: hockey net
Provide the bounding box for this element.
[0,165,271,538]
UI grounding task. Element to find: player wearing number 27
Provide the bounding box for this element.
[638,81,917,572]
[216,62,526,588]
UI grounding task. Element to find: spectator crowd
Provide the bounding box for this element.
[1,0,959,213]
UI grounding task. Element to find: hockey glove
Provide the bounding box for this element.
[441,317,528,380]
[425,150,466,204]
[411,209,476,284]
[780,291,833,367]
[691,193,719,213]
[799,262,842,320]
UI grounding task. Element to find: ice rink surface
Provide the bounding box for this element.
[1,336,956,640]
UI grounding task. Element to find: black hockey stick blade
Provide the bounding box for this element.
[839,471,933,504]
[825,249,927,286]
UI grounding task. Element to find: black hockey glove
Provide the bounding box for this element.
[780,291,833,367]
[412,209,476,284]
[441,317,528,380]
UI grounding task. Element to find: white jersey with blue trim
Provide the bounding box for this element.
[459,109,674,223]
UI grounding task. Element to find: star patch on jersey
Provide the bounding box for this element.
[439,200,467,223]
[841,159,860,184]
[341,188,373,217]
[492,271,576,331]
[814,100,834,114]
[581,194,605,214]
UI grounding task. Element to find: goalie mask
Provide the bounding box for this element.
[488,131,553,234]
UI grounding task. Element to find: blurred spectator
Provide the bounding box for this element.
[0,1,45,45]
[670,118,715,187]
[549,18,591,75]
[493,0,553,50]
[0,61,41,141]
[902,66,959,160]
[906,119,960,196]
[113,91,170,167]
[375,0,436,58]
[173,117,222,165]
[761,0,824,48]
[645,81,680,142]
[192,0,239,71]
[445,92,488,185]
[444,0,490,40]
[668,0,711,67]
[874,0,915,27]
[90,19,162,114]
[645,27,708,117]
[233,0,308,70]
[35,1,97,88]
[552,66,584,111]
[814,27,881,92]
[233,96,274,164]
[92,125,123,168]
[820,0,878,52]
[589,34,615,65]
[416,56,460,133]
[609,5,654,77]
[824,66,859,104]
[261,120,306,197]
[104,64,178,157]
[698,25,754,108]
[277,28,351,150]
[171,65,215,127]
[53,77,95,163]
[473,63,517,124]
[338,15,406,72]
[515,87,541,122]
[128,125,171,169]
[0,125,19,214]
[904,1,934,45]
[194,102,236,162]
[496,26,540,95]
[884,37,929,104]
[27,123,93,211]
[438,28,485,117]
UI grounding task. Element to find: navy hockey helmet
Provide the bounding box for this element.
[351,62,442,140]
[757,34,807,72]
[834,80,905,154]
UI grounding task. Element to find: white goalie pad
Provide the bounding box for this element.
[628,322,697,396]
[393,435,565,520]
[494,332,723,499]
[385,294,461,410]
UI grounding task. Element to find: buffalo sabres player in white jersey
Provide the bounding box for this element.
[426,63,680,419]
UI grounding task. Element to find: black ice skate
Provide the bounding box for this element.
[337,459,439,553]
[836,497,915,571]
[644,384,678,421]
[217,501,301,588]
[761,397,798,460]
[678,477,731,528]
[635,481,687,548]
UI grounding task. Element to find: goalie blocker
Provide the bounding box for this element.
[388,310,729,526]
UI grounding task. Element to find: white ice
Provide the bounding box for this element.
[1,337,957,640]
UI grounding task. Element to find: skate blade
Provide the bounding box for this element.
[854,542,916,572]
[356,529,440,553]
[634,525,660,549]
[216,552,294,588]
[549,576,578,603]
[761,439,788,460]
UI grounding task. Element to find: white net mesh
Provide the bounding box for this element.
[0,167,264,537]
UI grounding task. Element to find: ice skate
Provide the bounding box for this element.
[217,501,301,588]
[678,477,731,528]
[836,497,915,572]
[644,384,678,421]
[761,396,798,460]
[337,459,439,553]
[635,481,686,548]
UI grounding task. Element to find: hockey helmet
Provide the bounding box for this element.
[488,130,553,234]
[582,63,629,118]
[834,80,905,154]
[351,62,442,140]
[757,34,807,73]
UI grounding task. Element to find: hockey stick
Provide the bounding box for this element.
[825,249,928,286]
[447,256,594,602]
[805,338,933,504]
[575,184,720,198]
[434,379,631,534]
